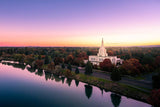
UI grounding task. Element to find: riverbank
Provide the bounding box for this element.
[0,59,151,104]
[45,68,150,104]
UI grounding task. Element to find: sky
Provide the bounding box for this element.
[0,0,160,47]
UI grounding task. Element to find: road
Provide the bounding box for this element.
[71,66,152,90]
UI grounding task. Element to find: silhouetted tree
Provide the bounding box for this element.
[61,63,65,69]
[85,61,92,74]
[44,55,49,64]
[111,67,121,81]
[67,63,72,71]
[85,85,93,99]
[75,67,79,74]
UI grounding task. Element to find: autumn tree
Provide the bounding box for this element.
[25,55,35,67]
[155,56,160,68]
[121,58,143,76]
[66,54,74,64]
[48,62,55,71]
[35,60,44,69]
[99,59,114,72]
[148,89,160,107]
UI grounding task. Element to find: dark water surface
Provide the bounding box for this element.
[0,61,151,107]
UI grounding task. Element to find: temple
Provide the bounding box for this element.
[87,38,123,65]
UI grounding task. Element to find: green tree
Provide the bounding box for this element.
[61,63,65,69]
[38,55,41,60]
[111,67,121,81]
[75,67,79,74]
[44,55,49,64]
[85,61,93,74]
[67,63,72,71]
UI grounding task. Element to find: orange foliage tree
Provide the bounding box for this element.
[100,59,114,72]
[121,58,143,76]
[35,60,44,69]
[148,89,160,107]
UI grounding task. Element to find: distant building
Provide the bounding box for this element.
[85,38,123,65]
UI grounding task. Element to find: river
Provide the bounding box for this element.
[0,61,151,107]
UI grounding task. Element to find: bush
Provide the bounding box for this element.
[75,67,79,74]
[111,67,121,81]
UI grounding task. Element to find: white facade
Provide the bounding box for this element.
[88,38,123,65]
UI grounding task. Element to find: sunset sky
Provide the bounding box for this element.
[0,0,160,47]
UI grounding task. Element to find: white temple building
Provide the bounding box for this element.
[85,38,123,65]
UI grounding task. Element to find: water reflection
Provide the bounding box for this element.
[85,84,93,99]
[75,80,79,87]
[99,87,103,95]
[61,77,65,84]
[0,61,151,107]
[45,72,52,81]
[27,67,36,73]
[2,61,26,70]
[66,78,72,87]
[111,93,121,107]
[35,69,43,76]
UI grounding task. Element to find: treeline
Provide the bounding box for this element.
[0,47,160,76]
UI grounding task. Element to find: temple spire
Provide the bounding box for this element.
[101,38,104,47]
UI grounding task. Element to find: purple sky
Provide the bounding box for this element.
[0,0,160,47]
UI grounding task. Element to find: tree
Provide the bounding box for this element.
[25,55,34,66]
[67,63,72,71]
[75,67,79,74]
[121,58,143,76]
[85,61,93,74]
[38,55,41,60]
[148,89,160,107]
[66,54,74,64]
[54,57,63,65]
[44,55,49,64]
[61,63,65,69]
[155,56,160,68]
[35,59,44,69]
[111,67,121,81]
[48,62,55,71]
[152,73,160,89]
[100,59,113,72]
